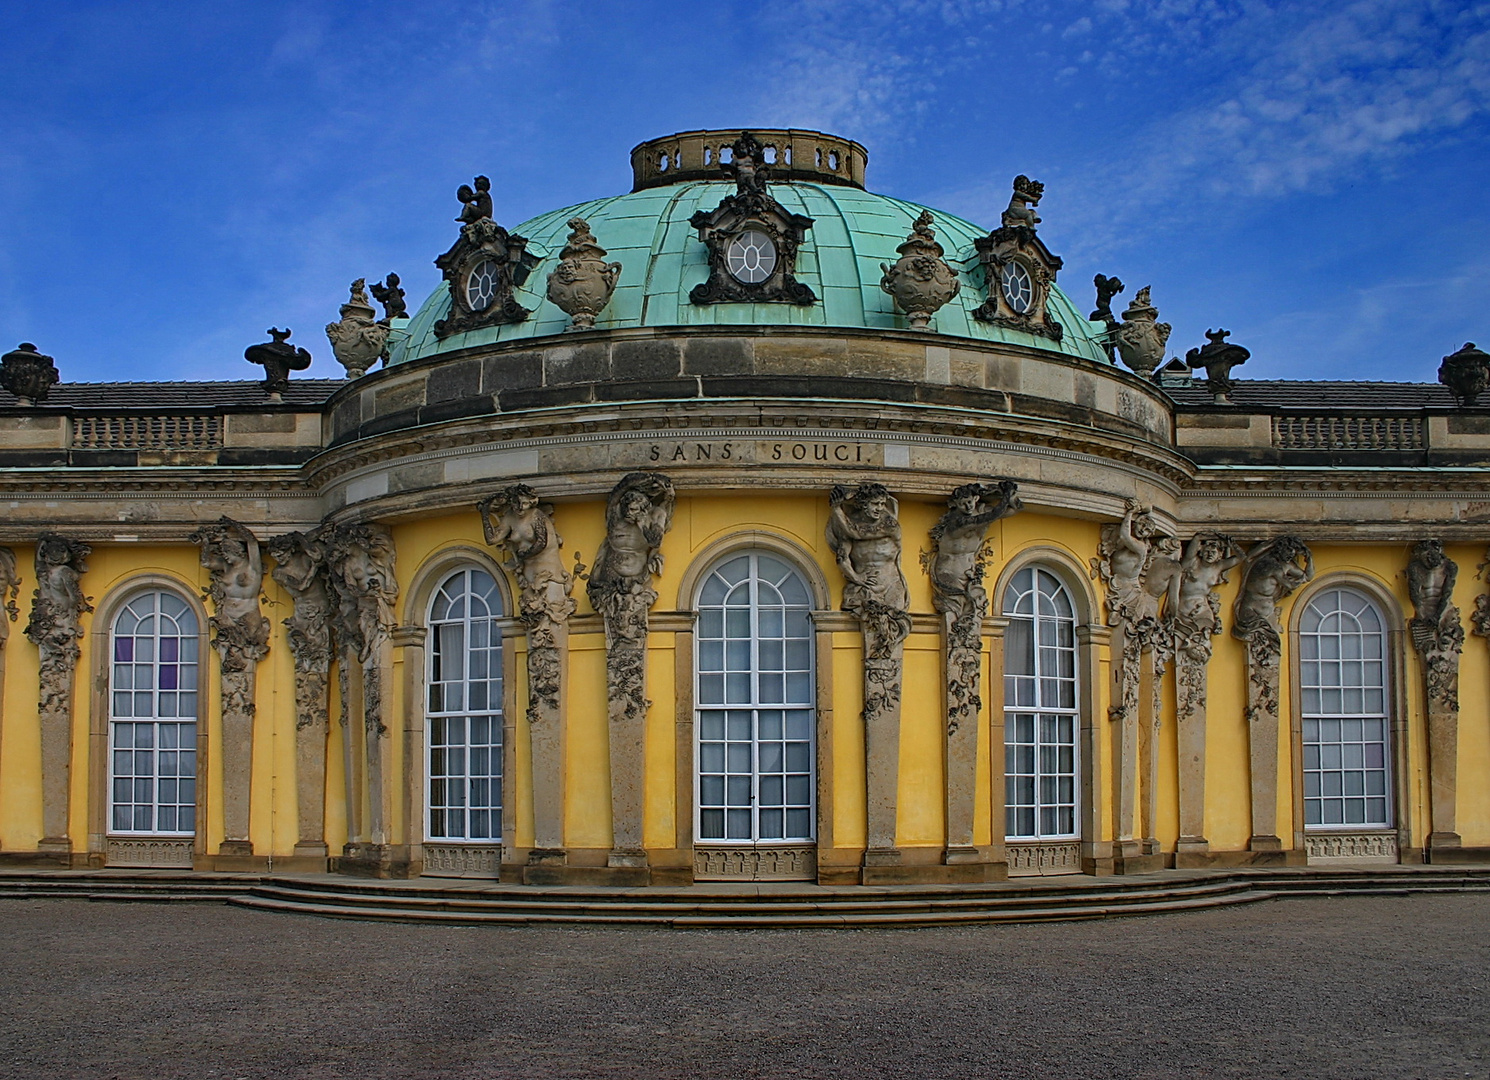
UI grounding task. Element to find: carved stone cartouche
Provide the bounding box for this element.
[244,328,312,400]
[1114,286,1172,379]
[546,218,622,331]
[0,343,60,406]
[689,132,816,306]
[1438,343,1490,407]
[369,273,408,321]
[972,176,1064,342]
[925,481,1021,734]
[879,210,960,331]
[1185,328,1249,404]
[325,280,392,380]
[434,189,536,338]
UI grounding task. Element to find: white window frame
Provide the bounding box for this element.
[425,566,504,844]
[1299,586,1393,831]
[108,589,199,838]
[1003,565,1080,841]
[694,550,816,845]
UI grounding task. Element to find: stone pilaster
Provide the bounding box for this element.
[1408,539,1463,855]
[23,535,87,860]
[190,518,270,861]
[586,472,674,876]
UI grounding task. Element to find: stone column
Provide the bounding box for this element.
[1408,539,1463,855]
[25,534,92,859]
[479,485,579,865]
[1232,537,1313,857]
[190,518,270,859]
[324,522,400,874]
[925,481,1021,868]
[266,531,333,862]
[586,472,675,874]
[825,483,911,875]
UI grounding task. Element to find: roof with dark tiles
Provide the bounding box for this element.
[1166,379,1459,410]
[0,379,344,410]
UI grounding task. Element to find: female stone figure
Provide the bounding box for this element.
[825,482,910,647]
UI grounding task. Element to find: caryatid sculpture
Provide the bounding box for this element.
[586,472,675,870]
[1407,538,1464,850]
[24,533,91,855]
[1167,533,1242,861]
[266,529,334,859]
[0,545,20,645]
[189,517,270,857]
[481,484,580,862]
[1232,536,1313,853]
[322,522,399,859]
[926,480,1022,866]
[826,482,911,867]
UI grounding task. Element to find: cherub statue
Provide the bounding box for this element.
[1407,539,1459,653]
[1091,274,1125,322]
[457,175,493,224]
[369,273,407,321]
[480,484,577,627]
[723,132,769,196]
[1001,175,1044,229]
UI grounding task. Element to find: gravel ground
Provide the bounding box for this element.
[0,894,1487,1079]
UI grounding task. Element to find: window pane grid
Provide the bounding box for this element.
[109,592,198,836]
[427,569,504,842]
[1003,567,1079,840]
[696,553,815,843]
[1301,589,1391,830]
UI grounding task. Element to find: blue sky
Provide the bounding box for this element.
[1,0,1486,384]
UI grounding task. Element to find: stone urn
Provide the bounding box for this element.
[1113,286,1172,378]
[1438,342,1490,407]
[880,211,960,330]
[0,343,60,406]
[324,279,391,379]
[1185,328,1250,405]
[547,218,622,331]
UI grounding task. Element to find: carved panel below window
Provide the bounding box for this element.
[422,843,502,878]
[106,838,194,868]
[1304,831,1398,862]
[1006,841,1082,876]
[694,844,817,881]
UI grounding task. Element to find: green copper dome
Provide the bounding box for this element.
[388,177,1111,366]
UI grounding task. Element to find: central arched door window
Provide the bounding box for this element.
[109,590,199,835]
[427,568,504,842]
[1299,587,1392,829]
[1003,566,1078,839]
[695,552,815,844]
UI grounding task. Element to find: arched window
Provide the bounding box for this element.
[109,590,199,835]
[1003,566,1078,839]
[1299,588,1391,829]
[427,567,504,842]
[695,552,815,844]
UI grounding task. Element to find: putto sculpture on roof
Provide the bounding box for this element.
[434,174,537,338]
[690,132,817,306]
